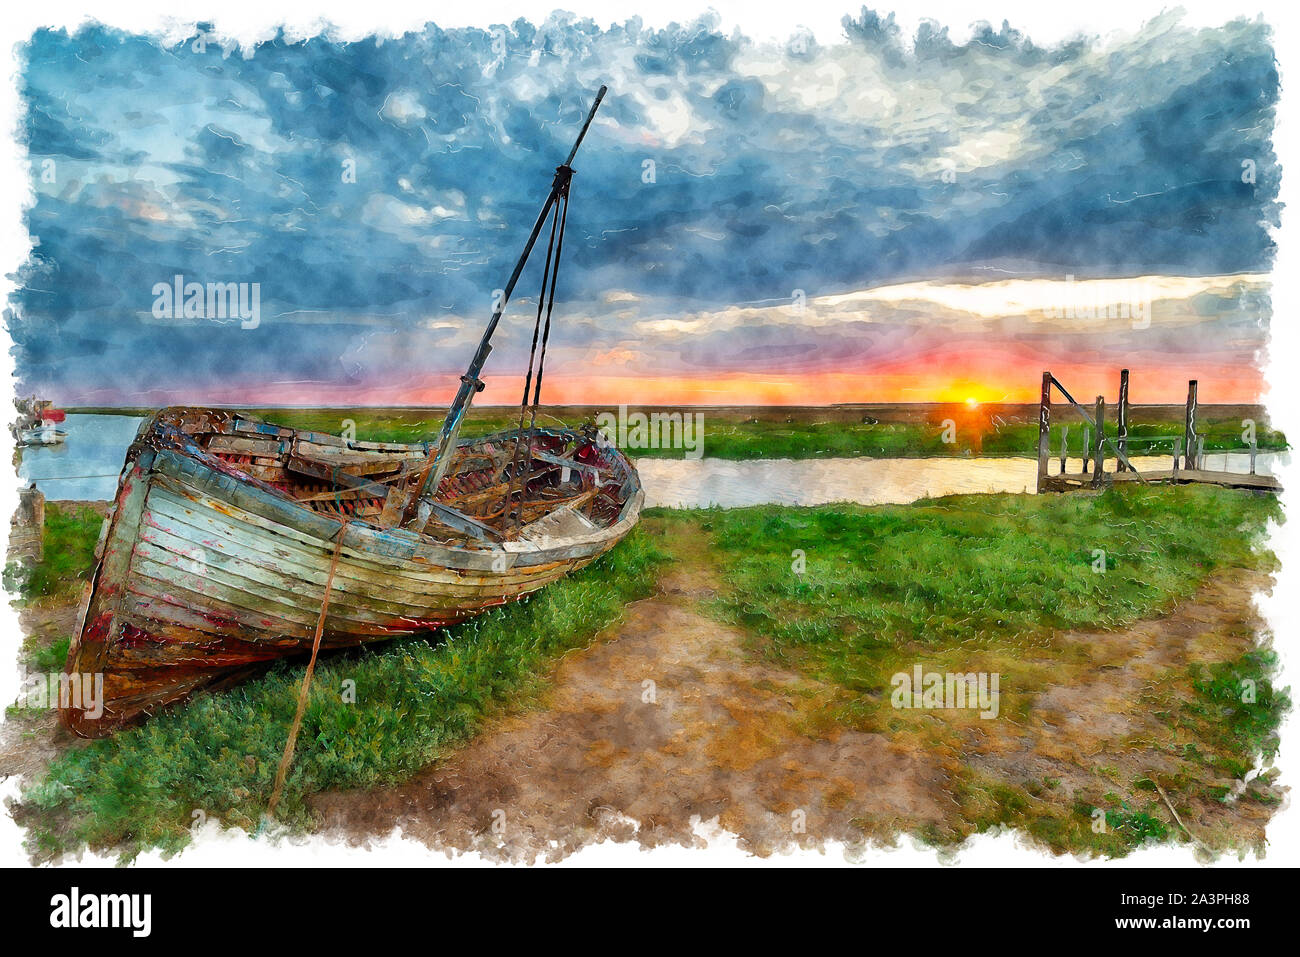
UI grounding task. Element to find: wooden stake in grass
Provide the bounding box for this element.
[1036,370,1052,493]
[1117,368,1130,472]
[1184,379,1198,471]
[1092,395,1105,489]
[1152,777,1210,853]
[268,527,348,818]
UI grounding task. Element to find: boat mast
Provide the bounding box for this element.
[398,85,607,527]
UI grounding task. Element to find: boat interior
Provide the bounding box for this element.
[144,408,636,546]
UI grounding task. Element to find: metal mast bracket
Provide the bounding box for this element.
[554,165,573,196]
[393,86,607,530]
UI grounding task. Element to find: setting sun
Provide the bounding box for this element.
[964,397,980,409]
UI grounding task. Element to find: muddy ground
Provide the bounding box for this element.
[4,498,1285,862]
[1,500,106,789]
[311,563,1284,862]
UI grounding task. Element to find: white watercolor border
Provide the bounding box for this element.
[0,0,1295,869]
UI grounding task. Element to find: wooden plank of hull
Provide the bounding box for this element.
[130,538,576,635]
[69,457,155,676]
[127,507,586,638]
[204,434,290,456]
[141,481,587,597]
[292,442,423,472]
[150,460,635,577]
[135,519,547,621]
[61,411,642,737]
[155,453,514,572]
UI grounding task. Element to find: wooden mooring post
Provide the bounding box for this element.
[1117,368,1130,471]
[1092,396,1106,489]
[9,485,45,564]
[1036,371,1052,493]
[1037,369,1277,494]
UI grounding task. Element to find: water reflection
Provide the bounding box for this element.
[15,414,1285,508]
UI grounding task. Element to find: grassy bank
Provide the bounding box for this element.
[243,407,1290,460]
[67,404,1287,460]
[702,486,1277,663]
[5,503,105,674]
[693,484,1284,854]
[13,487,1286,860]
[18,529,667,861]
[5,503,103,606]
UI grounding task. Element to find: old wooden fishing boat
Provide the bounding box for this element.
[62,86,641,737]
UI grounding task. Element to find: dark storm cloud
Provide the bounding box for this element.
[7,9,1279,401]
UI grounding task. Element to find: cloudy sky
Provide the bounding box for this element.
[9,9,1279,406]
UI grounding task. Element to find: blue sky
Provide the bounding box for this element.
[8,9,1280,405]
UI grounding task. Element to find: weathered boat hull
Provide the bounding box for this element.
[62,409,642,736]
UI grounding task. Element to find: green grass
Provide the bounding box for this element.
[142,407,1287,461]
[681,420,974,459]
[1182,649,1289,780]
[23,636,72,674]
[704,485,1278,693]
[257,409,1002,459]
[985,420,1287,458]
[696,485,1282,857]
[14,485,1285,861]
[4,503,103,604]
[659,419,1287,461]
[19,528,667,862]
[242,407,542,446]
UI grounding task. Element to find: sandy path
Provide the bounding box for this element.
[312,556,1284,861]
[962,570,1283,852]
[311,567,951,860]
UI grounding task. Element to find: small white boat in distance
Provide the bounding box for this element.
[14,398,68,445]
[19,423,68,446]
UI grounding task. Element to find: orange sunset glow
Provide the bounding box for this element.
[60,273,1272,409]
[105,363,1267,410]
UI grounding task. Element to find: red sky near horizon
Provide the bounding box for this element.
[54,275,1273,409]
[78,364,1268,409]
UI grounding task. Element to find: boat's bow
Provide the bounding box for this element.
[60,409,641,736]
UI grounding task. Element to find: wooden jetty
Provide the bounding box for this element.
[1046,466,1279,492]
[1036,370,1281,494]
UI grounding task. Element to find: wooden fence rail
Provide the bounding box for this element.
[1036,369,1280,494]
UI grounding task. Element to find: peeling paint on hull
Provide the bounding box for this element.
[62,408,643,737]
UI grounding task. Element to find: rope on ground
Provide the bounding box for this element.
[267,524,348,818]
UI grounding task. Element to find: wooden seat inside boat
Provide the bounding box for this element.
[178,413,617,545]
[146,84,622,550]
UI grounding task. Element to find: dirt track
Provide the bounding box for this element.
[5,503,1281,862]
[311,562,1284,861]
